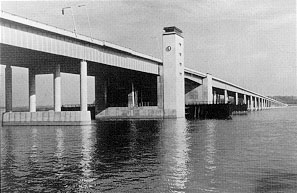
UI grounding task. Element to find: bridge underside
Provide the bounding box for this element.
[1,44,163,125]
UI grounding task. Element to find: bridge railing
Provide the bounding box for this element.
[108,102,158,107]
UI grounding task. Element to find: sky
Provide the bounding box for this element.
[0,0,296,107]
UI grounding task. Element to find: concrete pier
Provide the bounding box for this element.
[235,92,239,105]
[2,111,91,126]
[29,69,36,112]
[203,73,213,104]
[162,26,185,118]
[54,64,61,112]
[5,65,12,112]
[224,90,228,104]
[80,60,88,112]
[250,96,254,111]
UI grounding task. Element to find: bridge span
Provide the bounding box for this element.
[184,68,285,110]
[0,11,286,125]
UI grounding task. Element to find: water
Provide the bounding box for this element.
[1,107,297,193]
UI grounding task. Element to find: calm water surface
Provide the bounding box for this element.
[1,107,297,192]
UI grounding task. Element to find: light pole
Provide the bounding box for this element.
[78,4,93,41]
[62,6,77,36]
[62,5,93,41]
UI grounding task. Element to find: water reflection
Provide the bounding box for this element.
[161,119,190,192]
[93,120,162,192]
[30,128,38,163]
[204,120,217,191]
[54,128,64,178]
[79,125,95,190]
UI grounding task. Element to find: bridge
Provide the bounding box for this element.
[184,68,284,109]
[0,11,286,125]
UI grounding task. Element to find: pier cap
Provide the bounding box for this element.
[163,26,183,37]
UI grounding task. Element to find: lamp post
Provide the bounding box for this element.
[62,6,77,36]
[78,4,93,41]
[62,5,93,41]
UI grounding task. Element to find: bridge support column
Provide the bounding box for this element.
[224,90,228,104]
[80,60,88,111]
[54,64,61,112]
[5,65,13,112]
[258,97,261,111]
[202,73,213,104]
[157,66,164,109]
[250,96,254,111]
[266,100,268,109]
[95,75,107,114]
[217,93,220,104]
[128,81,137,107]
[243,94,247,105]
[246,95,250,110]
[29,69,36,112]
[235,92,238,105]
[162,26,185,118]
[213,90,217,104]
[258,98,261,110]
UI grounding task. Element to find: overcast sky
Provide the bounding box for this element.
[0,0,296,107]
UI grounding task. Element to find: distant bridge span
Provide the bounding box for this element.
[184,67,284,109]
[0,11,286,125]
